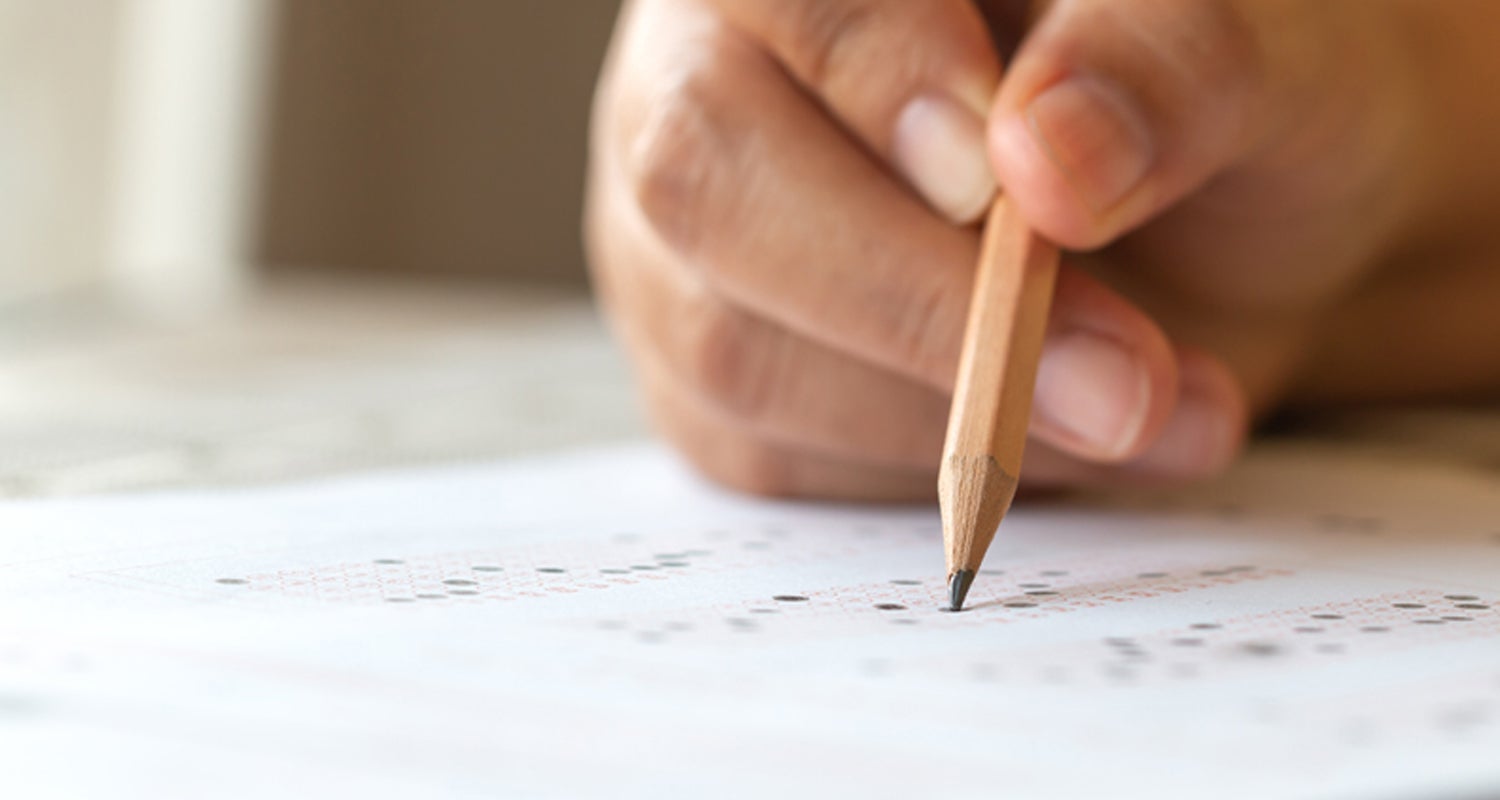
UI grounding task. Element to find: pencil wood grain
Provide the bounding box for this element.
[940,197,1060,608]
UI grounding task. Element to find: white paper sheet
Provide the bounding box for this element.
[3,441,1500,799]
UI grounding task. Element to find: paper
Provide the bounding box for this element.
[3,441,1500,799]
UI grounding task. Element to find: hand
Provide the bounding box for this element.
[585,0,1460,500]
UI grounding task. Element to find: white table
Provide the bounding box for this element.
[0,273,645,497]
[3,272,1497,499]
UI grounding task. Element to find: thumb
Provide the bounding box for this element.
[989,0,1312,250]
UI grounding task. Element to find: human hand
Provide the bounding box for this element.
[586,0,1440,500]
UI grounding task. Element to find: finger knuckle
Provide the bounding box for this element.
[886,278,963,383]
[1094,0,1265,112]
[685,303,787,424]
[1168,0,1266,104]
[792,0,882,92]
[627,43,743,256]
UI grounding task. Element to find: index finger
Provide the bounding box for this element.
[704,0,1004,222]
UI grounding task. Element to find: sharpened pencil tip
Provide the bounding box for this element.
[948,569,976,611]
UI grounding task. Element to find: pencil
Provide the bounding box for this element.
[941,197,1061,611]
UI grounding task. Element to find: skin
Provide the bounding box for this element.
[586,0,1500,501]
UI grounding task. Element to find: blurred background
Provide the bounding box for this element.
[0,0,644,496]
[5,1,1494,500]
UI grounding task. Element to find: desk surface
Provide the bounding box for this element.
[0,274,645,497]
[3,273,1498,499]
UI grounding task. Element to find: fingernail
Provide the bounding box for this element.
[893,94,997,224]
[1140,376,1238,476]
[1026,75,1152,213]
[1033,329,1151,460]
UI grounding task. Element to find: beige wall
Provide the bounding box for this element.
[258,0,621,284]
[0,1,120,303]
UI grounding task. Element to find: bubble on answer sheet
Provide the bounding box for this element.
[0,693,47,721]
[1361,626,1391,633]
[1170,663,1201,679]
[1138,572,1168,579]
[373,559,404,565]
[971,663,1000,682]
[215,578,248,585]
[1457,603,1491,610]
[1437,706,1489,734]
[1105,665,1139,682]
[50,503,1475,708]
[1238,642,1282,658]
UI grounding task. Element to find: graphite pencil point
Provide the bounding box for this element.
[948,570,976,612]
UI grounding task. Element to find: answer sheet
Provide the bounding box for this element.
[3,441,1500,799]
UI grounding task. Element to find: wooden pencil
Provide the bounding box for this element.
[941,197,1061,611]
